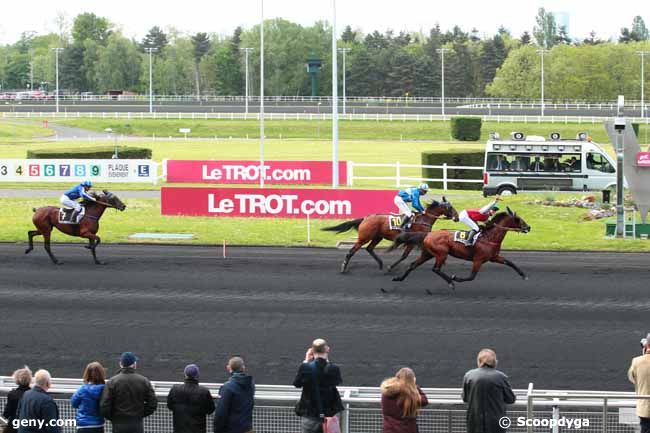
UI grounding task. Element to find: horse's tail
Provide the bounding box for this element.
[386,232,427,253]
[321,218,364,234]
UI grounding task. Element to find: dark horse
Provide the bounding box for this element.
[322,198,459,273]
[25,190,126,264]
[389,207,530,290]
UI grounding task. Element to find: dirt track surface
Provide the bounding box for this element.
[0,243,648,390]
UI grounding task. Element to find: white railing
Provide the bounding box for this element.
[3,111,650,124]
[1,378,647,433]
[347,161,484,190]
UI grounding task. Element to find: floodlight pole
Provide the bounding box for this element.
[260,0,265,188]
[145,48,158,114]
[537,49,549,117]
[332,0,339,188]
[637,51,649,118]
[436,48,449,118]
[51,48,64,113]
[240,48,253,115]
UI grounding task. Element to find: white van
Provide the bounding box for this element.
[482,132,617,196]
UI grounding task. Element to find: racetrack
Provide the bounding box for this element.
[0,243,647,391]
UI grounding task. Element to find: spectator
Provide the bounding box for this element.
[71,362,106,433]
[15,369,60,433]
[213,357,255,433]
[510,157,526,171]
[294,338,344,433]
[529,156,544,172]
[628,334,650,433]
[2,367,32,433]
[380,367,428,433]
[490,155,510,171]
[166,364,215,433]
[99,352,157,433]
[462,349,515,433]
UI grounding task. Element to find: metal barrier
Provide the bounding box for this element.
[1,378,647,433]
[3,111,650,124]
[347,161,484,190]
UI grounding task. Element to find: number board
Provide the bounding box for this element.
[0,159,157,183]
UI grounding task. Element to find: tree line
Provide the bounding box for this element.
[0,10,649,101]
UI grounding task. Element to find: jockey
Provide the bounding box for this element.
[458,195,501,243]
[394,183,429,229]
[60,180,96,221]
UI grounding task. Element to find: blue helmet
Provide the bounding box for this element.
[81,180,92,188]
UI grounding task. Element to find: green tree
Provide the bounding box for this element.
[142,26,168,51]
[191,32,211,96]
[72,12,111,45]
[95,34,141,91]
[486,45,539,98]
[533,8,557,49]
[632,16,650,41]
[520,31,532,45]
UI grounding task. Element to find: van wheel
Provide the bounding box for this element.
[497,186,517,196]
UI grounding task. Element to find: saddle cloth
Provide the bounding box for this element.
[388,214,403,230]
[453,230,479,246]
[58,207,84,224]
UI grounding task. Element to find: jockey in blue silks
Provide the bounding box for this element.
[394,183,429,229]
[60,180,96,221]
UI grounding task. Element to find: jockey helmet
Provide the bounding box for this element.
[492,205,500,212]
[419,183,429,191]
[82,180,92,188]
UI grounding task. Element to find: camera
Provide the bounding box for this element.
[614,118,626,131]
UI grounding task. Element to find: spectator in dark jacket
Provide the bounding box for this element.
[166,364,215,433]
[213,357,255,433]
[15,369,60,433]
[293,339,344,433]
[462,349,516,433]
[99,352,157,433]
[71,362,106,433]
[2,367,32,433]
[380,367,428,433]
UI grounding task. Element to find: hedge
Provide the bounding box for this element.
[421,150,484,191]
[27,146,152,159]
[450,117,482,141]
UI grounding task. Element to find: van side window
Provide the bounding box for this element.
[586,153,615,173]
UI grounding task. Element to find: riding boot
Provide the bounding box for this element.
[467,229,478,244]
[399,215,412,231]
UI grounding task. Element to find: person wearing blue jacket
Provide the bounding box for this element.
[71,362,106,433]
[213,357,255,433]
[60,180,96,222]
[394,183,430,229]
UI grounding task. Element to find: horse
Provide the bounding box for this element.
[389,207,530,290]
[25,190,127,265]
[322,198,459,273]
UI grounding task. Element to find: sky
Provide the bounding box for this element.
[1,0,649,44]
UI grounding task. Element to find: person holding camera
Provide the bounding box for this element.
[293,339,344,433]
[628,334,650,433]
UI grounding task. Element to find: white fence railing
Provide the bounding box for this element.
[3,111,650,124]
[0,378,646,433]
[347,161,484,190]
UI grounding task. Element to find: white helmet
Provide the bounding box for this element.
[419,183,429,191]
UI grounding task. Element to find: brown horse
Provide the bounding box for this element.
[389,208,530,290]
[25,190,126,265]
[322,198,459,273]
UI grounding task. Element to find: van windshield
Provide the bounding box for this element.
[586,152,615,173]
[486,153,582,172]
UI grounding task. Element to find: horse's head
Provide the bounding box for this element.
[101,190,127,211]
[488,207,530,233]
[425,196,459,222]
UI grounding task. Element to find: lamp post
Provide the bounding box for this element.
[105,128,118,159]
[144,48,158,114]
[436,48,449,118]
[637,51,649,118]
[240,48,253,116]
[259,0,265,188]
[537,49,549,117]
[331,0,339,188]
[51,48,64,113]
[338,47,351,115]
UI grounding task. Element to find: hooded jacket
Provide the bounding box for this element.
[213,373,255,433]
[380,378,428,433]
[71,383,105,427]
[462,366,516,433]
[166,378,215,433]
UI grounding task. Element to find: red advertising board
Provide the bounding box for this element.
[161,187,397,219]
[637,152,650,167]
[165,160,347,185]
